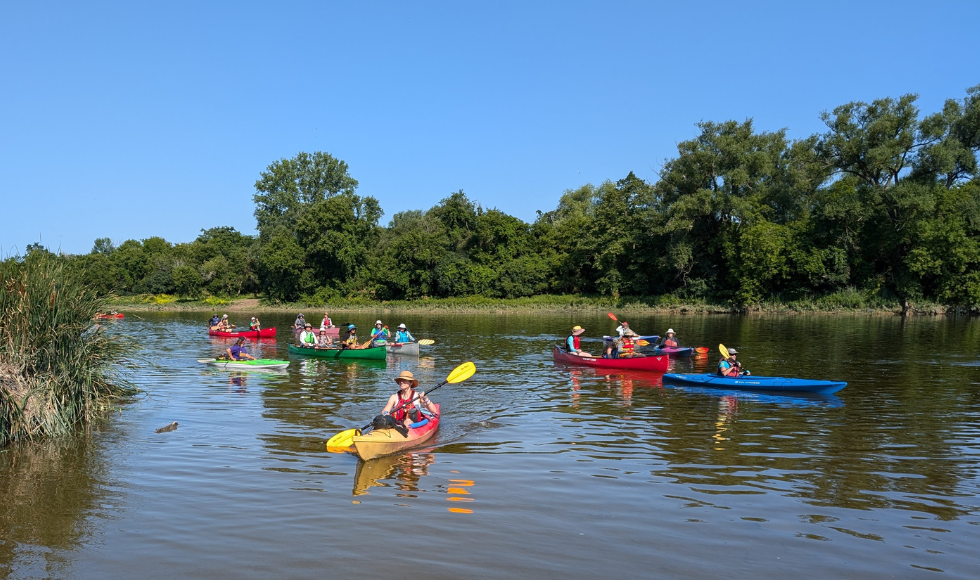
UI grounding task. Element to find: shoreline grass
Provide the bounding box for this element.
[106,292,975,316]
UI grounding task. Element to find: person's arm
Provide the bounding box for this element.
[226,347,234,360]
[420,393,438,415]
[381,394,397,415]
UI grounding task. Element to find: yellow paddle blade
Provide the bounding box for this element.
[446,361,476,384]
[326,444,354,453]
[719,343,730,359]
[636,340,649,346]
[417,339,434,346]
[326,428,360,449]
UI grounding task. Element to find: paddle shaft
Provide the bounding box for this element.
[357,380,448,433]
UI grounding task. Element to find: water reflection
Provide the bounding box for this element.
[352,450,436,497]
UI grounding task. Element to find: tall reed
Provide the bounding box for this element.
[1,253,134,446]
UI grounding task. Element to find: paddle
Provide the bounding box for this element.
[607,312,619,322]
[718,344,749,375]
[695,347,709,354]
[326,361,477,450]
[417,339,434,346]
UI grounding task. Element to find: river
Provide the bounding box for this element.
[2,311,979,579]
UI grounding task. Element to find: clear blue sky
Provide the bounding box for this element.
[3,0,978,255]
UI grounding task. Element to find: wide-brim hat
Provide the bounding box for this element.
[623,330,637,337]
[375,320,383,325]
[394,370,419,387]
[348,324,356,330]
[305,324,312,328]
[571,325,585,336]
[397,323,407,329]
[667,328,675,334]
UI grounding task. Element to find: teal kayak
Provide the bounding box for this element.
[662,373,846,394]
[287,344,387,360]
[205,358,289,371]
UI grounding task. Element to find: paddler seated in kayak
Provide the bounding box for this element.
[718,348,750,377]
[298,323,317,347]
[615,321,631,337]
[618,330,645,358]
[316,329,333,348]
[226,337,256,361]
[393,323,414,343]
[370,320,389,346]
[249,316,261,331]
[661,328,679,347]
[381,371,438,429]
[293,313,306,330]
[320,312,334,331]
[566,325,593,356]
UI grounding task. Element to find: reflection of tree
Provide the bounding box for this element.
[0,439,105,577]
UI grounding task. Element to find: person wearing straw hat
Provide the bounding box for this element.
[382,371,438,428]
[298,323,317,347]
[661,328,679,347]
[566,325,592,357]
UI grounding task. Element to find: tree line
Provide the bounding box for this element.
[15,84,980,309]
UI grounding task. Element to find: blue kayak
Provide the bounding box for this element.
[662,373,847,395]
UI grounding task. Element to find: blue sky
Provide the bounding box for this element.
[3,0,978,255]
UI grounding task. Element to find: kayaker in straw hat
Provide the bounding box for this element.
[566,325,592,357]
[718,348,749,377]
[661,328,679,347]
[382,371,438,428]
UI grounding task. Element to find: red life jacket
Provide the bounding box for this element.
[620,337,635,356]
[567,334,581,351]
[664,337,678,347]
[391,389,418,422]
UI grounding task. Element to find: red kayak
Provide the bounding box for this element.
[96,313,124,319]
[208,327,277,338]
[553,346,669,372]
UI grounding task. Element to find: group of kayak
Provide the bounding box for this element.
[556,317,847,395]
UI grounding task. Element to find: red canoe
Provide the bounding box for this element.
[208,327,277,338]
[553,346,669,372]
[96,313,124,319]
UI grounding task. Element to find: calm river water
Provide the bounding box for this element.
[2,312,979,579]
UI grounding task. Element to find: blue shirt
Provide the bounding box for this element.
[395,330,414,342]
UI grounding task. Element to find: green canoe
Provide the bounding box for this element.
[287,344,387,360]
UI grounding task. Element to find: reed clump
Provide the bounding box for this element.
[1,253,134,446]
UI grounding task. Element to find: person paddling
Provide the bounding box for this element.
[394,323,414,343]
[615,321,631,337]
[209,313,221,328]
[718,348,749,377]
[342,324,359,348]
[370,320,390,346]
[293,313,306,330]
[226,337,256,361]
[566,325,592,357]
[619,330,645,358]
[661,328,679,347]
[249,316,261,331]
[381,371,438,429]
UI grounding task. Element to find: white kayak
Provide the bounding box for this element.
[386,342,420,356]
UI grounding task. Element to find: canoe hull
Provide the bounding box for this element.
[353,404,440,461]
[386,342,420,356]
[209,327,277,338]
[97,313,124,319]
[663,373,847,395]
[206,358,289,371]
[553,346,669,372]
[287,344,387,360]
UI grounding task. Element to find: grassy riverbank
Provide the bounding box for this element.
[106,290,966,315]
[0,255,133,446]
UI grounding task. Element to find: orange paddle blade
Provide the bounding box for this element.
[695,347,709,354]
[607,312,618,321]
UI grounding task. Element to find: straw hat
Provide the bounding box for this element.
[393,370,418,387]
[667,328,675,334]
[623,329,637,337]
[571,325,585,336]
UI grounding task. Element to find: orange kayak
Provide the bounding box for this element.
[353,404,440,461]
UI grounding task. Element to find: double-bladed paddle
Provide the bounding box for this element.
[325,361,476,451]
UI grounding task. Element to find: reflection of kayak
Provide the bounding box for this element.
[205,358,289,371]
[662,373,847,394]
[650,346,693,357]
[553,346,669,372]
[386,342,419,356]
[287,344,387,360]
[209,327,277,338]
[353,404,440,461]
[97,313,124,319]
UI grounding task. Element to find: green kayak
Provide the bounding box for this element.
[287,344,387,360]
[205,358,289,371]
